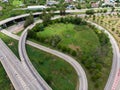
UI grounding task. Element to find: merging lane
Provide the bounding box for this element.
[0,39,44,90]
[19,26,52,90]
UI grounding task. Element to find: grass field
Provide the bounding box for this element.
[26,45,77,90]
[37,23,100,53]
[32,23,112,90]
[0,32,77,90]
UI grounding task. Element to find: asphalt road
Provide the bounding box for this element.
[0,39,45,90]
[6,21,24,33]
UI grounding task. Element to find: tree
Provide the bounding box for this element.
[111,7,115,12]
[103,9,107,13]
[76,3,81,9]
[59,2,66,16]
[86,9,95,15]
[28,30,37,39]
[41,10,52,26]
[32,23,44,32]
[112,28,115,31]
[24,13,34,28]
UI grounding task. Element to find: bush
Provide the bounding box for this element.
[61,46,67,52]
[112,28,115,31]
[32,23,44,32]
[86,9,95,15]
[71,50,77,56]
[28,30,37,39]
[76,3,81,9]
[103,9,107,13]
[50,35,61,47]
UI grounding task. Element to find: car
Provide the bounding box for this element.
[0,27,2,30]
[66,5,75,10]
[0,56,4,60]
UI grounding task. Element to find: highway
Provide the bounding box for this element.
[0,9,115,26]
[0,21,52,89]
[0,39,46,90]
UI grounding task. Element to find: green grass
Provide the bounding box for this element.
[16,30,23,36]
[0,63,14,90]
[12,0,23,7]
[34,23,112,90]
[38,23,100,53]
[0,32,78,90]
[26,45,77,90]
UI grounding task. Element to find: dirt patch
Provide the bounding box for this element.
[0,6,2,11]
[69,44,80,51]
[8,42,14,46]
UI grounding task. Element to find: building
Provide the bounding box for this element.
[65,0,73,3]
[47,1,59,6]
[91,1,100,8]
[27,6,47,10]
[102,0,116,7]
[2,0,8,3]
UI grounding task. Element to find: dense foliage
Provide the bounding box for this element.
[86,9,95,15]
[24,13,34,28]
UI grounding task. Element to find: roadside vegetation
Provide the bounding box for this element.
[28,16,112,90]
[87,13,120,48]
[0,32,77,90]
[27,45,77,90]
[0,62,14,90]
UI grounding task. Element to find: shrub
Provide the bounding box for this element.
[103,9,107,13]
[112,28,115,31]
[24,13,34,28]
[71,50,77,56]
[86,9,95,15]
[32,23,44,32]
[76,3,81,9]
[61,46,67,52]
[28,30,37,39]
[50,35,61,47]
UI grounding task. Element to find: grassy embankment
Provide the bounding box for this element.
[29,23,112,90]
[0,32,77,90]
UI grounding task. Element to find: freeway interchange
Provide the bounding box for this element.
[0,11,120,90]
[0,16,88,90]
